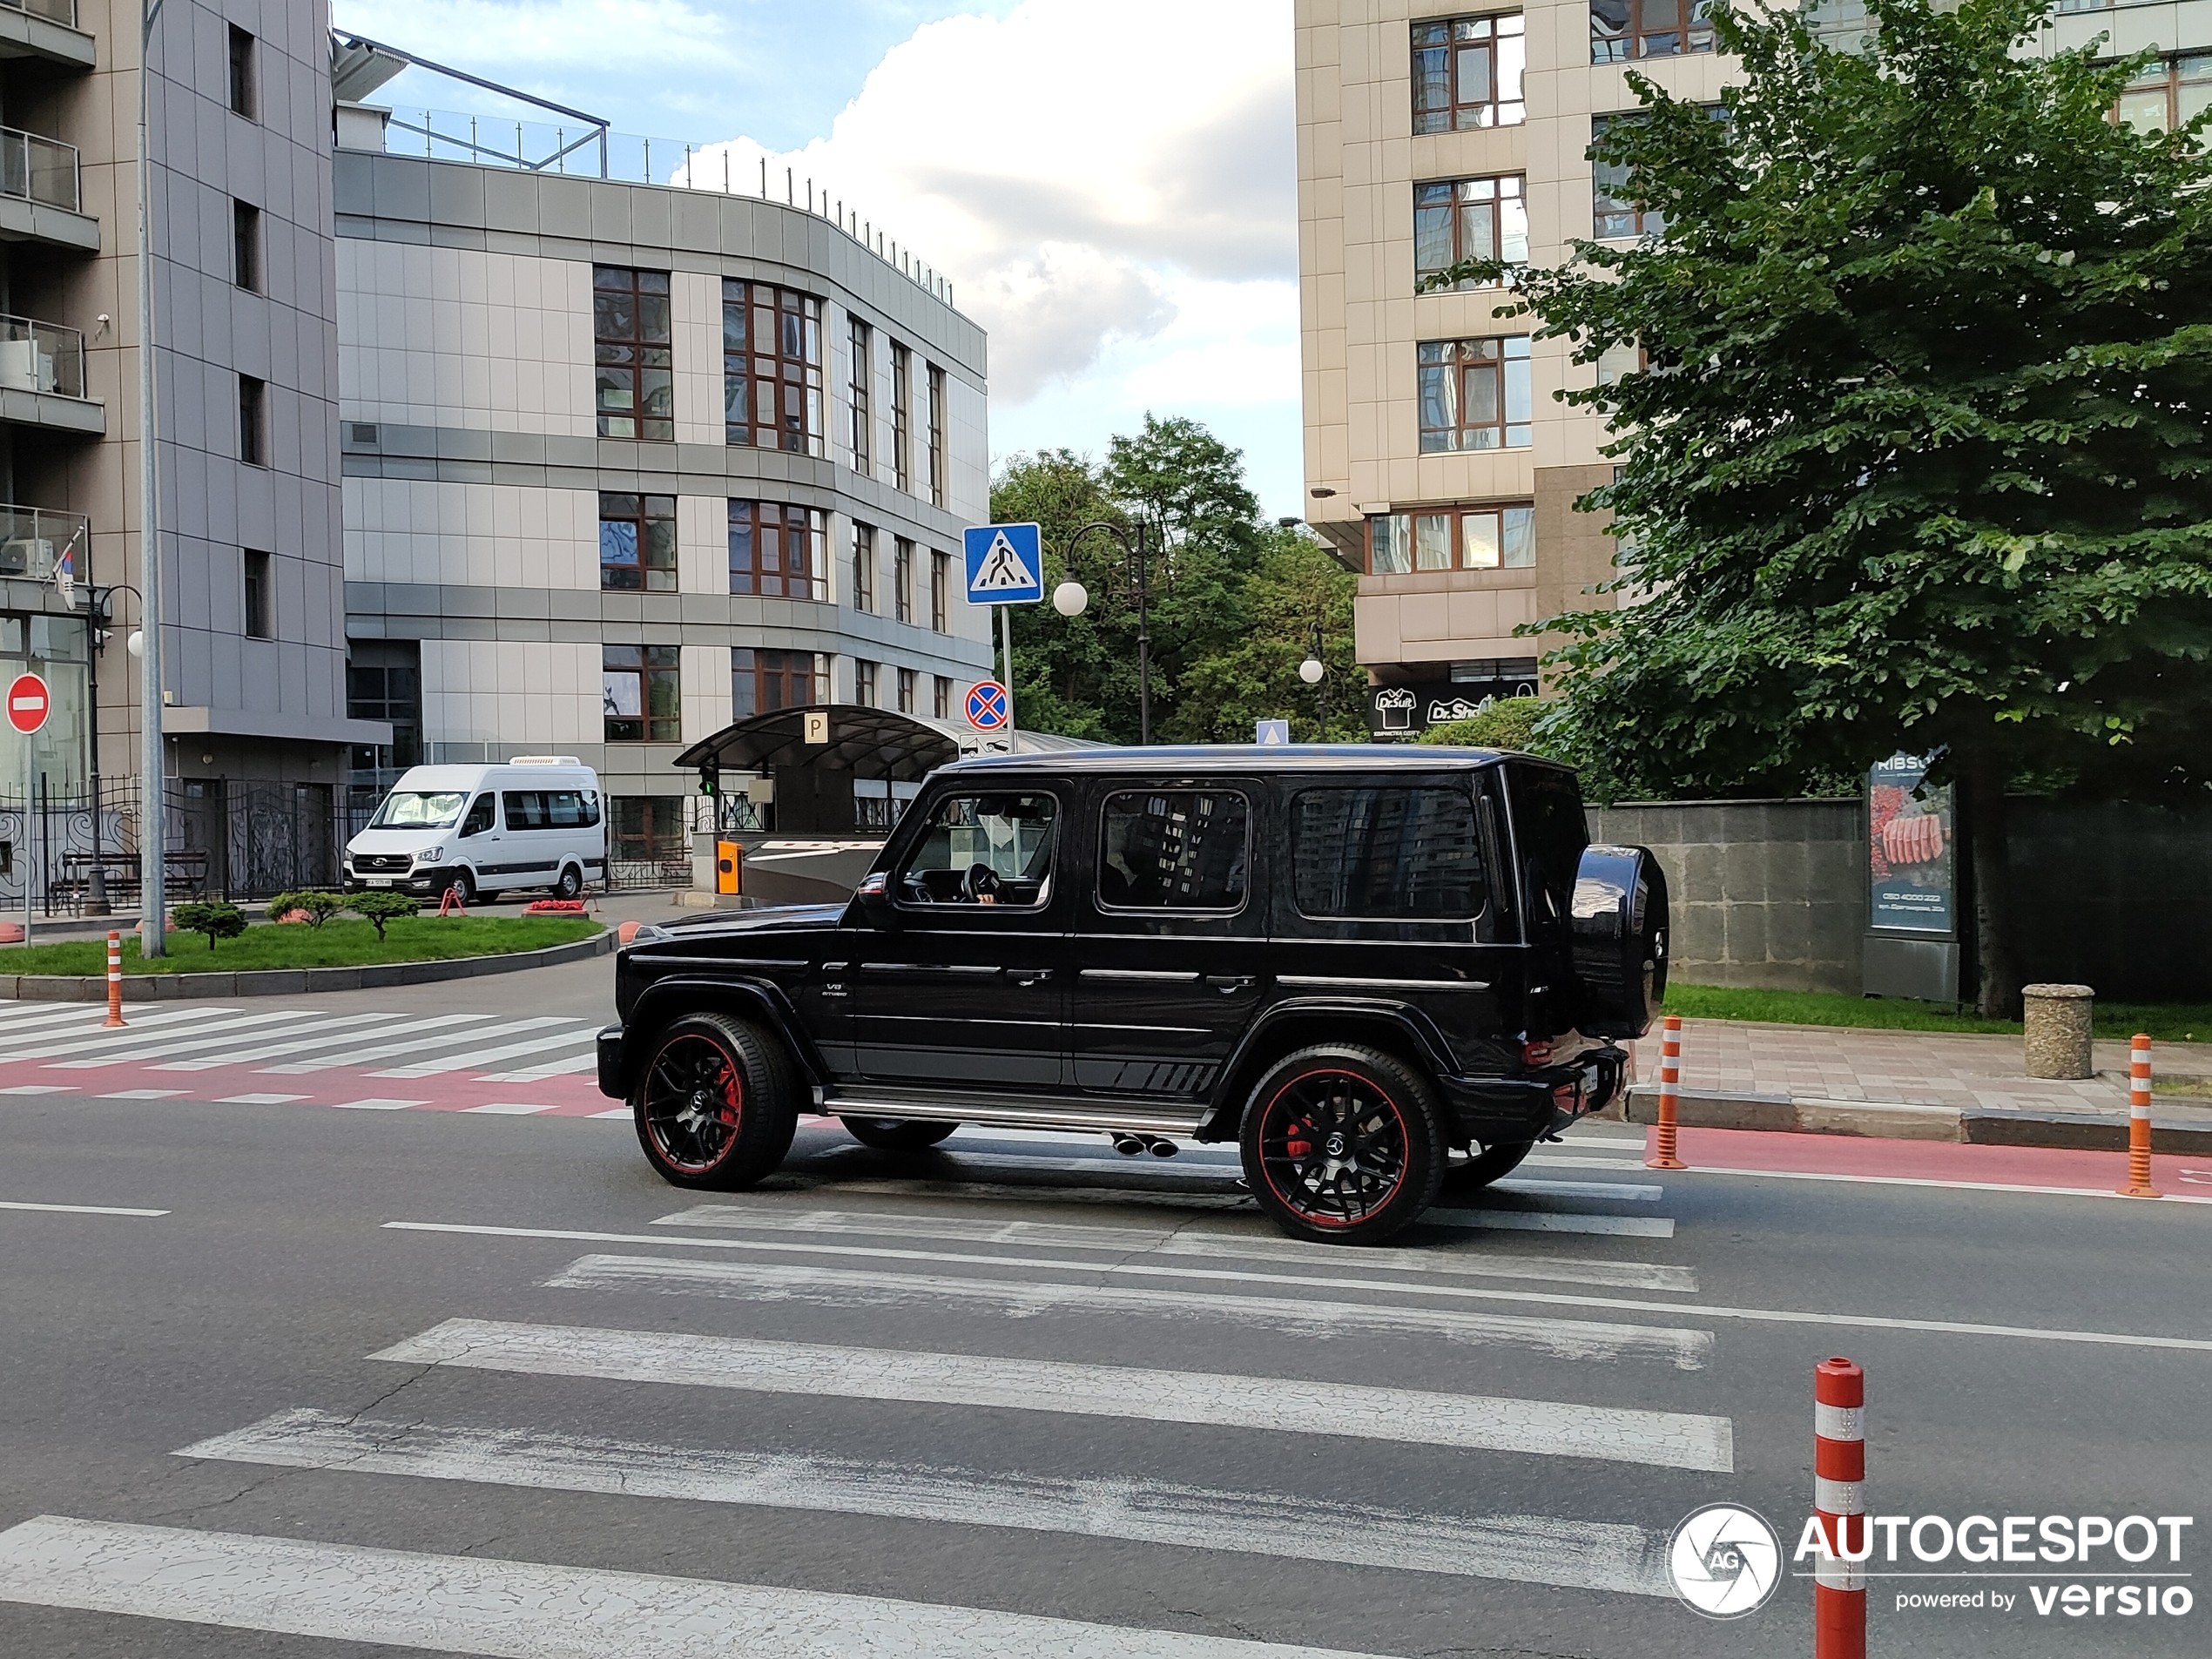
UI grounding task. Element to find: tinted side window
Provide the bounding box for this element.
[896,792,1056,907]
[1099,790,1249,911]
[503,791,550,830]
[1292,786,1483,919]
[459,794,496,837]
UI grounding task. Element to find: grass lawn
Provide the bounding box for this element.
[1663,981,2212,1043]
[0,915,601,976]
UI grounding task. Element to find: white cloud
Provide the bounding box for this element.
[683,0,1298,446]
[336,0,743,82]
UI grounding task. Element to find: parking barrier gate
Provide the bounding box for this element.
[2120,1032,2158,1197]
[1814,1355,1866,1659]
[1647,1013,1686,1170]
[102,929,125,1028]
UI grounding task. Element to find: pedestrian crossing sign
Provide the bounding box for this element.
[962,523,1044,605]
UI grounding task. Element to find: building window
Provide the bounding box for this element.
[600,492,677,591]
[723,280,824,455]
[894,537,914,624]
[934,674,953,719]
[855,658,879,707]
[1415,177,1526,290]
[1591,115,1664,239]
[732,648,826,717]
[850,522,877,613]
[1418,338,1532,452]
[604,644,680,741]
[1591,0,1715,64]
[347,640,421,775]
[1366,505,1534,574]
[238,375,266,466]
[727,501,827,600]
[610,797,686,865]
[594,266,673,442]
[930,550,949,633]
[242,550,272,639]
[897,666,917,714]
[891,343,914,493]
[233,201,260,292]
[226,25,256,119]
[927,365,948,507]
[2117,56,2212,131]
[1412,14,1525,134]
[847,318,873,475]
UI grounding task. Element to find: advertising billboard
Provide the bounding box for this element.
[1867,753,1955,935]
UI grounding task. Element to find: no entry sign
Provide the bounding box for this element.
[6,672,50,735]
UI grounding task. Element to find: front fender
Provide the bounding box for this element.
[602,973,832,1100]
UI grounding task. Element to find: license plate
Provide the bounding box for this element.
[366,876,394,888]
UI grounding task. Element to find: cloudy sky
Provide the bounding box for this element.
[333,0,1305,516]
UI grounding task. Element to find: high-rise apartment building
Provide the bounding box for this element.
[1295,0,2209,738]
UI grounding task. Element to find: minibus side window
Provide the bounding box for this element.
[459,794,496,837]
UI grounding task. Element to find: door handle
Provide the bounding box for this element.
[1208,975,1256,995]
[1011,968,1055,987]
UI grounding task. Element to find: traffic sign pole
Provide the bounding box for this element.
[7,672,51,951]
[997,606,1015,736]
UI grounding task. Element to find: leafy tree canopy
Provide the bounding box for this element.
[995,415,1364,744]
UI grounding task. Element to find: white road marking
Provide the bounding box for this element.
[215,1093,310,1105]
[1433,1208,1678,1238]
[0,1084,57,1096]
[651,1205,1699,1291]
[476,1053,601,1083]
[330,1098,428,1111]
[150,1012,425,1069]
[370,1024,600,1078]
[1492,1177,1663,1203]
[587,1106,631,1119]
[0,1003,142,1035]
[0,1006,244,1062]
[380,1220,2212,1353]
[1670,1163,2212,1208]
[466,1101,561,1116]
[38,1009,327,1069]
[546,1255,1713,1368]
[256,1015,533,1074]
[95,1089,187,1100]
[180,1408,1674,1597]
[0,1514,1387,1658]
[1525,1154,1664,1170]
[0,1200,166,1217]
[369,1318,1736,1472]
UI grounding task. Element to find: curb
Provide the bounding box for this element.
[0,927,613,1002]
[1623,1082,2212,1157]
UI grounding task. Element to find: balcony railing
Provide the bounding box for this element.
[0,314,83,400]
[0,126,79,213]
[0,505,88,582]
[0,0,78,25]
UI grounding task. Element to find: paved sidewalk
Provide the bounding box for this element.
[1625,1020,2212,1122]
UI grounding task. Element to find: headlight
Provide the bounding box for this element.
[415,847,442,864]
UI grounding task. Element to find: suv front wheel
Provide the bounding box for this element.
[1238,1045,1447,1244]
[632,1012,798,1190]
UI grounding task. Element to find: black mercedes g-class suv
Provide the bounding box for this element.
[598,747,1667,1244]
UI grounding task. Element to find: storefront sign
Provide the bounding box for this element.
[1364,671,1539,738]
[1867,753,1954,935]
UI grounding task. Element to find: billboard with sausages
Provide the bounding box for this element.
[1868,753,1955,934]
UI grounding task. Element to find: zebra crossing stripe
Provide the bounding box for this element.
[179,1408,1676,1597]
[0,1006,239,1062]
[543,1254,1713,1367]
[0,1514,1389,1657]
[368,1318,1736,1471]
[1429,1206,1676,1238]
[39,1010,333,1069]
[259,1014,532,1074]
[651,1205,1699,1292]
[369,1024,603,1078]
[150,1011,426,1070]
[476,1052,602,1082]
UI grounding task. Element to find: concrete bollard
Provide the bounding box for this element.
[2021,983,2094,1080]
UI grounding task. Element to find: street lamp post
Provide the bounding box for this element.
[1051,520,1153,745]
[137,0,169,955]
[77,583,140,917]
[1299,615,1329,738]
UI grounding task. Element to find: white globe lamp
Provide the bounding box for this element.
[126,630,145,659]
[1052,580,1089,617]
[1298,656,1324,685]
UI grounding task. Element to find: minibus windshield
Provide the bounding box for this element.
[368,790,469,830]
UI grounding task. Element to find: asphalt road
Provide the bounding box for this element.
[2,1033,2208,1657]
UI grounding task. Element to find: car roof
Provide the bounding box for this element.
[936,744,1566,778]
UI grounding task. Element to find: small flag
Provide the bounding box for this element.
[54,523,84,608]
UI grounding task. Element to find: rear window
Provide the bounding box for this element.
[1099,790,1249,911]
[1291,786,1484,919]
[503,789,602,830]
[1508,765,1588,924]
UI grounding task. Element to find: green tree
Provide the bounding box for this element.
[266,890,346,929]
[172,900,246,953]
[1433,0,2212,1016]
[995,416,1360,744]
[348,891,421,942]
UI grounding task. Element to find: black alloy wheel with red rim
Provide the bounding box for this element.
[631,1011,798,1190]
[1238,1044,1446,1244]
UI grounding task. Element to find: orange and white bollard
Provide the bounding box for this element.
[1814,1355,1867,1659]
[1647,1013,1686,1170]
[102,928,125,1028]
[2118,1032,2158,1197]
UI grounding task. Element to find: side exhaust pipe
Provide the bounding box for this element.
[1111,1134,1146,1157]
[1145,1136,1178,1158]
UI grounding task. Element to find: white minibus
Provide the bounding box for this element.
[345,757,605,904]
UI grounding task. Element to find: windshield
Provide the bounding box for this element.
[368,790,469,831]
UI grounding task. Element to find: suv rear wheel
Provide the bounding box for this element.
[1238,1045,1447,1244]
[840,1116,958,1152]
[632,1012,798,1190]
[1443,1139,1534,1190]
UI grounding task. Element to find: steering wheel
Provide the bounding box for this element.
[961,863,1001,903]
